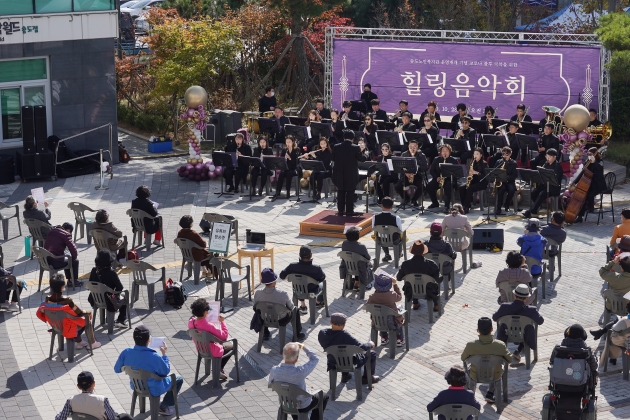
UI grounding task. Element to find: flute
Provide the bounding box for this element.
[298,148,324,159]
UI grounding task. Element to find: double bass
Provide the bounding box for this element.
[564,161,593,223]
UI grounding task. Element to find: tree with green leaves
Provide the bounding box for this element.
[160,0,246,19]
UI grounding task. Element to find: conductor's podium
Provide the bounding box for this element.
[299,210,373,239]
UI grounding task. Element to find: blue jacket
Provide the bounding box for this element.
[114,345,172,396]
[427,388,480,420]
[517,233,547,275]
[492,300,544,350]
[318,329,371,370]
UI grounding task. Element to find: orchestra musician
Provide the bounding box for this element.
[427,144,459,212]
[458,147,488,214]
[531,123,559,170]
[274,135,300,199]
[505,121,521,161]
[359,114,379,155]
[332,130,367,216]
[360,83,378,106]
[450,103,471,136]
[569,147,607,223]
[302,110,322,150]
[454,115,476,164]
[329,109,345,144]
[394,139,428,207]
[314,98,331,120]
[511,104,532,134]
[588,109,602,128]
[340,100,362,121]
[258,86,276,114]
[302,137,333,201]
[420,100,441,124]
[493,146,519,215]
[375,143,396,204]
[522,148,563,218]
[539,107,562,133]
[419,114,439,163]
[223,132,252,193]
[397,112,417,133]
[393,100,413,125]
[357,138,373,161]
[251,136,274,196]
[370,99,389,122]
[480,106,495,128]
[271,106,290,146]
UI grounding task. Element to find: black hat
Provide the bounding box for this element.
[299,245,312,259]
[478,317,493,335]
[95,249,113,268]
[564,324,587,340]
[508,120,519,128]
[546,148,558,157]
[133,325,151,342]
[77,371,95,389]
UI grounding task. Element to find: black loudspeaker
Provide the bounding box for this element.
[21,106,35,154]
[34,105,48,153]
[218,110,242,141]
[206,111,221,143]
[16,151,55,180]
[472,228,505,251]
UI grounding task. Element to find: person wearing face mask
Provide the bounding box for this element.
[394,139,428,208]
[359,114,378,155]
[258,86,277,114]
[360,83,378,107]
[569,147,607,223]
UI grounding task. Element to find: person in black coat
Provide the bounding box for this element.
[511,103,532,135]
[251,136,274,196]
[274,135,300,199]
[370,99,389,122]
[523,149,564,218]
[279,246,325,314]
[454,115,476,164]
[419,114,439,163]
[318,313,380,384]
[329,109,345,144]
[450,103,471,135]
[394,140,427,207]
[360,83,378,107]
[492,283,544,361]
[572,147,608,222]
[494,146,519,215]
[397,240,441,311]
[224,133,252,192]
[314,99,331,120]
[427,366,480,420]
[23,195,52,236]
[531,123,560,170]
[339,100,362,121]
[258,86,276,114]
[332,130,366,216]
[303,138,332,201]
[396,112,417,133]
[392,100,413,125]
[375,144,396,204]
[419,100,441,125]
[131,185,161,243]
[359,114,378,155]
[458,148,488,214]
[271,106,290,146]
[427,144,459,211]
[588,109,602,128]
[87,250,128,327]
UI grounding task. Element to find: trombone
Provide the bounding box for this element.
[518,106,530,128]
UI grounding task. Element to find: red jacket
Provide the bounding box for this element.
[36,302,85,339]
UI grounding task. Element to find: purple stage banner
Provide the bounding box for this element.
[332,39,600,120]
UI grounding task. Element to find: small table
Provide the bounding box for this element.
[237,244,275,290]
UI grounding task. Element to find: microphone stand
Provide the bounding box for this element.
[476,165,505,226]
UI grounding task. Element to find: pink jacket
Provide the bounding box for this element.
[188,317,229,357]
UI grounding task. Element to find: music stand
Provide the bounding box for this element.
[437,120,452,136]
[263,156,297,203]
[358,162,382,212]
[538,167,560,225]
[310,122,333,140]
[481,135,507,157]
[344,119,362,131]
[288,116,307,126]
[492,118,507,129]
[403,132,427,149]
[477,167,507,225]
[377,131,404,152]
[350,100,368,115]
[299,160,327,204]
[239,156,265,201]
[517,134,538,167]
[439,163,465,207]
[258,118,280,136]
[470,119,488,135]
[443,138,471,161]
[284,124,308,143]
[212,151,236,198]
[520,121,538,136]
[391,157,419,212]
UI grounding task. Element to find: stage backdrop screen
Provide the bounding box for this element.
[332,39,601,120]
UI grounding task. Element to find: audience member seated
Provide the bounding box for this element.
[280,246,325,316]
[540,211,566,257]
[426,222,457,276]
[254,268,304,341]
[88,250,129,329]
[44,222,80,287]
[372,197,404,263]
[610,208,630,248]
[517,218,547,276]
[131,185,162,246]
[114,325,183,417]
[495,251,533,304]
[55,371,133,420]
[37,274,101,349]
[461,317,512,404]
[397,240,441,311]
[366,273,405,347]
[0,266,23,312]
[590,301,630,366]
[188,298,234,381]
[94,209,126,262]
[317,313,380,384]
[599,255,630,311]
[441,204,473,247]
[492,284,544,362]
[339,226,373,291]
[268,343,328,419]
[549,324,598,383]
[177,215,213,278]
[427,365,480,420]
[23,195,52,235]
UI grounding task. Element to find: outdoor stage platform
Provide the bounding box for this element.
[299,210,373,239]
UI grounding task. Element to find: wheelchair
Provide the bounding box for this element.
[542,346,597,420]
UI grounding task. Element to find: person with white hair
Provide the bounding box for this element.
[268,342,328,419]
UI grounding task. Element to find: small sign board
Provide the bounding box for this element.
[209,222,232,254]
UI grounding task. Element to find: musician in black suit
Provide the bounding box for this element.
[329,109,345,144]
[505,121,520,161]
[271,106,290,146]
[572,147,607,223]
[458,147,488,214]
[450,103,471,136]
[419,100,441,125]
[340,100,362,121]
[251,136,274,196]
[394,139,428,207]
[393,100,413,125]
[419,114,439,163]
[370,99,389,122]
[315,99,331,120]
[522,148,564,218]
[303,137,333,201]
[258,86,276,114]
[454,115,476,164]
[539,109,562,133]
[359,114,379,155]
[360,83,378,106]
[427,144,458,212]
[224,133,252,192]
[493,146,519,215]
[531,123,559,170]
[274,135,300,199]
[480,106,495,127]
[375,143,396,204]
[511,104,532,135]
[397,112,417,133]
[588,109,602,128]
[332,130,367,216]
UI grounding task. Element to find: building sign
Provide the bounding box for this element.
[0,21,39,42]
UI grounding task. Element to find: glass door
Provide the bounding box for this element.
[0,88,21,141]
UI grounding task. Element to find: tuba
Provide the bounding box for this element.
[587,121,612,144]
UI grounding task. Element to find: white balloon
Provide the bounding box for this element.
[208,165,216,171]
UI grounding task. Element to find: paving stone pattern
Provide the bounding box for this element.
[1,151,630,420]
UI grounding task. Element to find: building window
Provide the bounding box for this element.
[0,89,21,141]
[0,0,33,15]
[0,59,47,84]
[0,0,114,15]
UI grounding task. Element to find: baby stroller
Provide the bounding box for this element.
[542,345,597,420]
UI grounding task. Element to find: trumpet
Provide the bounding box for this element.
[518,106,530,128]
[298,148,324,159]
[492,161,506,197]
[455,129,464,139]
[466,159,474,188]
[396,123,404,133]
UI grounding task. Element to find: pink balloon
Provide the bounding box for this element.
[215,166,223,176]
[577,131,589,139]
[186,164,194,171]
[208,171,217,179]
[180,114,187,120]
[187,109,195,116]
[195,163,203,170]
[569,135,578,142]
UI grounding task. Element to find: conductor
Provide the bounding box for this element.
[332,130,367,216]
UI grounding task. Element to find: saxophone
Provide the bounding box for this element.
[492,161,506,196]
[438,157,446,188]
[465,159,475,188]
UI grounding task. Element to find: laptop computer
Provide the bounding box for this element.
[242,231,265,250]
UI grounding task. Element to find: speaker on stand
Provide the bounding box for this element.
[21,106,35,154]
[34,105,48,153]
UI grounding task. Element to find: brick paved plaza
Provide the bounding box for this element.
[2,150,630,420]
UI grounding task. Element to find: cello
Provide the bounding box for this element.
[564,161,593,223]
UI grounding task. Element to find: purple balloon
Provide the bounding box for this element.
[215,166,223,176]
[179,171,186,177]
[187,109,195,117]
[186,164,194,171]
[208,171,217,179]
[200,172,208,180]
[195,163,203,170]
[183,170,190,177]
[194,175,201,181]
